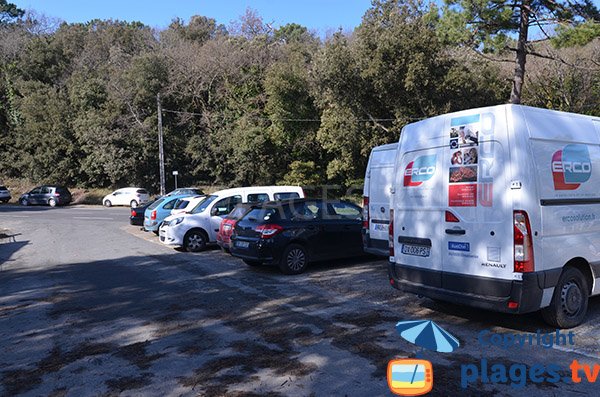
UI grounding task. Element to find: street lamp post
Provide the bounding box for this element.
[173,170,178,190]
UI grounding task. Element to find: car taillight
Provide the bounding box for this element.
[256,224,283,238]
[131,210,137,217]
[151,210,157,220]
[445,210,460,222]
[389,209,394,257]
[514,210,534,273]
[223,224,232,231]
[362,196,369,229]
[54,193,60,197]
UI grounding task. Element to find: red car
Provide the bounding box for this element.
[217,204,253,251]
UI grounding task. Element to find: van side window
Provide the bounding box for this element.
[247,193,269,203]
[212,195,242,216]
[274,192,300,200]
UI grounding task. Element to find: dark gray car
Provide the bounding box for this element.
[19,185,72,207]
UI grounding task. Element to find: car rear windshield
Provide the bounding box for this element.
[192,195,217,214]
[174,199,190,210]
[137,189,148,194]
[148,197,166,210]
[243,207,279,223]
[0,186,7,190]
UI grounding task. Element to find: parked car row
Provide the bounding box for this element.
[127,185,366,275]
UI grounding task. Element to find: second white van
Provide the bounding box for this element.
[389,104,600,328]
[362,143,398,256]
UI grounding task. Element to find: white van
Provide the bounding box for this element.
[363,143,398,256]
[159,186,304,252]
[389,104,600,328]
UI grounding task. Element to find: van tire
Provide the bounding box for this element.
[184,230,207,252]
[541,267,589,329]
[279,244,308,275]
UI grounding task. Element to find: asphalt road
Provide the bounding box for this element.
[1,204,599,396]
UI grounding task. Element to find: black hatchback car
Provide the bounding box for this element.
[19,185,72,207]
[230,199,364,274]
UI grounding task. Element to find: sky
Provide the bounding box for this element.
[12,0,374,36]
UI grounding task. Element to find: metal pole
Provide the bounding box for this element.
[157,93,166,196]
[174,174,178,190]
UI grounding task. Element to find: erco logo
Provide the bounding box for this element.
[552,144,592,190]
[404,155,437,187]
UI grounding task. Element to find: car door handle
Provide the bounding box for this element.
[445,228,466,235]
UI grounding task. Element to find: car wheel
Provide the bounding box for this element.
[48,198,57,207]
[20,198,29,206]
[104,200,112,207]
[279,244,308,275]
[130,200,138,208]
[541,267,589,328]
[243,259,262,267]
[184,230,207,252]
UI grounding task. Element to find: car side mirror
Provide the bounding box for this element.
[210,207,218,216]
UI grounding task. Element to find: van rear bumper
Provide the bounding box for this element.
[388,263,558,314]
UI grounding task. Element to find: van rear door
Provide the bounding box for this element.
[395,108,514,291]
[441,110,514,292]
[395,117,446,284]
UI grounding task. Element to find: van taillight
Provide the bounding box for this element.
[514,210,534,273]
[151,210,157,220]
[445,211,460,222]
[389,209,394,257]
[256,224,283,238]
[362,196,369,229]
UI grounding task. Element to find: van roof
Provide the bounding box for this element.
[371,143,398,152]
[211,186,303,197]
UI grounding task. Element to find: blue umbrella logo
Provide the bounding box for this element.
[396,320,459,353]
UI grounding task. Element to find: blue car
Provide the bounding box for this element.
[144,194,191,233]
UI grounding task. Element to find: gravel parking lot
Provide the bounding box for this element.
[1,205,599,396]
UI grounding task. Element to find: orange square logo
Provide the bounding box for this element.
[387,359,433,396]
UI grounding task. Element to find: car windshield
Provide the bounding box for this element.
[174,199,190,210]
[148,197,166,210]
[228,205,250,220]
[192,195,217,214]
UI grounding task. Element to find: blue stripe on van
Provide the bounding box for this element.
[450,114,480,126]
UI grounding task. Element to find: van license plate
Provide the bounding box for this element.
[235,241,249,249]
[401,244,430,257]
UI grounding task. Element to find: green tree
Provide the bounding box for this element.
[0,0,23,24]
[438,0,600,103]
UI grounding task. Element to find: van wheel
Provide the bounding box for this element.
[279,244,308,275]
[541,267,589,328]
[243,259,261,267]
[184,230,207,252]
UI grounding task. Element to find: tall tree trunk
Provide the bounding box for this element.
[510,1,530,104]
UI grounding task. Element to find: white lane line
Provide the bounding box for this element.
[10,215,30,218]
[72,216,114,220]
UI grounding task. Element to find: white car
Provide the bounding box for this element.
[159,186,304,252]
[389,104,600,328]
[103,187,150,208]
[170,195,207,216]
